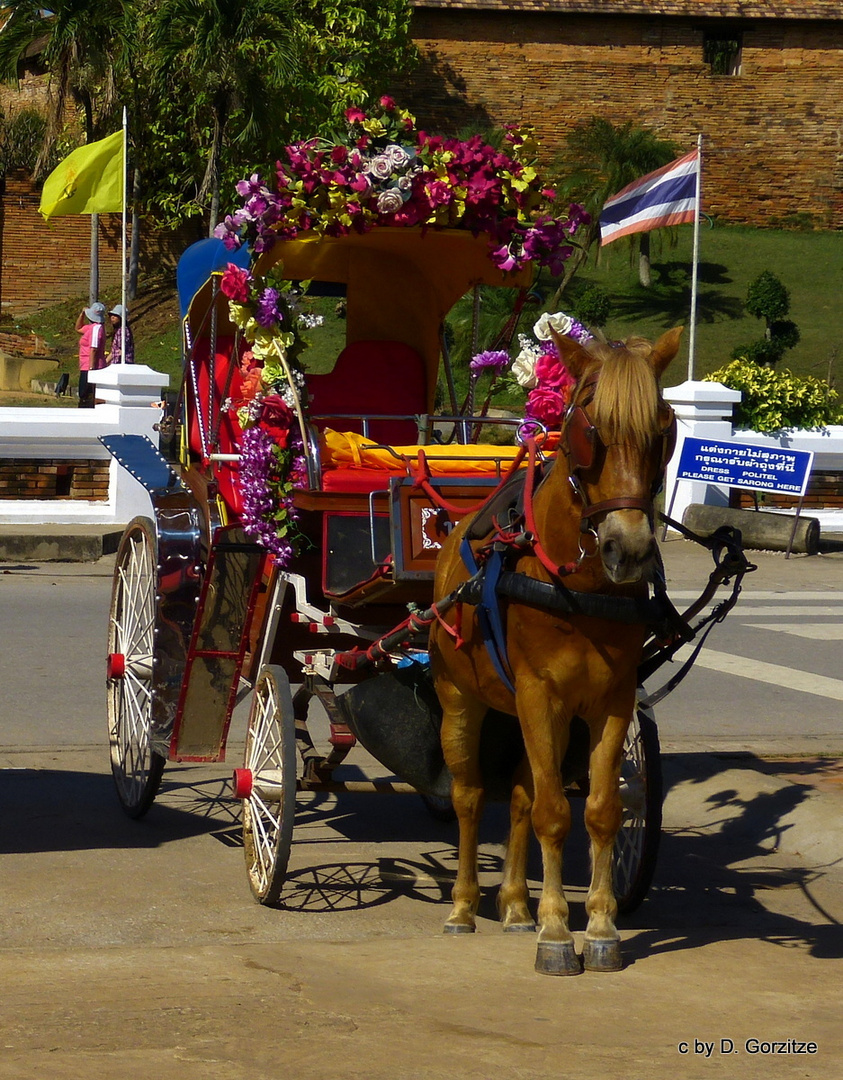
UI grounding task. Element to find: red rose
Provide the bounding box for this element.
[257,394,294,447]
[220,263,251,303]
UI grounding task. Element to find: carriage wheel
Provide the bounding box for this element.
[236,665,297,906]
[614,706,663,915]
[107,517,166,818]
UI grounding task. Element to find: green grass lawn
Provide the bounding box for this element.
[571,223,843,385]
[4,224,841,408]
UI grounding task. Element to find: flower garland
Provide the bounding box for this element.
[215,97,589,275]
[472,311,593,432]
[218,263,317,562]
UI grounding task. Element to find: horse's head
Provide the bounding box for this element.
[551,327,682,584]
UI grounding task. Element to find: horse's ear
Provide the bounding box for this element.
[549,329,592,378]
[650,326,683,378]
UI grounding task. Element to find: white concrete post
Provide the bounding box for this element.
[662,379,741,530]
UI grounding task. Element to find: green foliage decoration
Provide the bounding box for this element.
[706,358,841,432]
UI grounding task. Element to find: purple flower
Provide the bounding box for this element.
[255,287,283,327]
[469,350,510,375]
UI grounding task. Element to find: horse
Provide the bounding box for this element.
[428,326,682,975]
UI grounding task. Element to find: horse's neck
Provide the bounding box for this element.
[529,459,609,591]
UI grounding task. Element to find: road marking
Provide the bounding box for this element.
[669,590,843,601]
[723,606,842,616]
[745,623,843,639]
[694,649,843,701]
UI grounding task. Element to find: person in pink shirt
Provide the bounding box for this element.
[76,302,106,408]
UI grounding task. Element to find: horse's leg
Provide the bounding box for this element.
[437,676,488,934]
[497,754,536,932]
[582,699,631,972]
[517,685,580,975]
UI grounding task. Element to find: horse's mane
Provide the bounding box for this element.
[582,338,661,450]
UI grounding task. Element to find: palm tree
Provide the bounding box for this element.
[552,117,680,298]
[0,0,129,300]
[150,0,299,233]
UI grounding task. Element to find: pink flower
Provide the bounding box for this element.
[526,386,568,428]
[220,263,251,303]
[379,95,396,110]
[345,106,366,124]
[534,352,576,394]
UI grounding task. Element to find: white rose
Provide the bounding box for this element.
[367,154,393,181]
[376,188,404,214]
[511,349,539,389]
[533,311,575,341]
[385,144,410,169]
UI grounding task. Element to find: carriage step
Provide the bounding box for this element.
[290,612,337,632]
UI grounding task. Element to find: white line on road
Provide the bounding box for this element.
[745,623,843,640]
[669,591,843,601]
[693,649,843,701]
[717,606,843,616]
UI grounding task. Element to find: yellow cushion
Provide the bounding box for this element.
[321,428,528,474]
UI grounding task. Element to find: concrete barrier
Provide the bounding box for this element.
[682,503,821,555]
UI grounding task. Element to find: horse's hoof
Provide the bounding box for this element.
[503,922,536,934]
[534,940,582,976]
[443,921,476,935]
[582,938,623,972]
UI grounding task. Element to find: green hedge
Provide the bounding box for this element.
[705,358,841,432]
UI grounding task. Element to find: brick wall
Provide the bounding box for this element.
[0,171,201,317]
[0,459,110,501]
[399,11,843,227]
[731,471,843,511]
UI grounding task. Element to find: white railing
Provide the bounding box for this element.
[2,369,843,530]
[0,365,169,525]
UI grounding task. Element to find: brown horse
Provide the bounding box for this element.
[429,326,682,975]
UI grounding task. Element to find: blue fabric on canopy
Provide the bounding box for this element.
[177,238,251,318]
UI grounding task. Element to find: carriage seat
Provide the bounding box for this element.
[319,428,532,493]
[306,340,428,447]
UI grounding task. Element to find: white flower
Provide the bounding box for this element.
[385,144,410,169]
[533,311,576,342]
[367,154,394,181]
[512,349,539,389]
[376,188,404,214]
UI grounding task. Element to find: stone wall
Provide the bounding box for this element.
[399,11,843,227]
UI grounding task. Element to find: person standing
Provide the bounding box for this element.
[76,302,106,407]
[106,304,135,365]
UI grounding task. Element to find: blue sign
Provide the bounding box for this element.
[676,437,813,496]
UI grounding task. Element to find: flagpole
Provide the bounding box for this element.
[687,134,703,382]
[121,107,128,363]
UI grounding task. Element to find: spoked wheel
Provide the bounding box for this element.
[614,706,663,915]
[235,664,297,906]
[107,517,165,818]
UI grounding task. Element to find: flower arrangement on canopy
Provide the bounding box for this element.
[215,97,589,275]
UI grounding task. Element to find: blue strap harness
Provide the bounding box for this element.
[459,536,516,695]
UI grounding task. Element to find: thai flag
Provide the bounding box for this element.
[599,149,700,245]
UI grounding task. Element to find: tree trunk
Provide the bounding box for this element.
[638,232,651,288]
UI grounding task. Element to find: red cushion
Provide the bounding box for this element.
[320,469,402,493]
[306,340,426,445]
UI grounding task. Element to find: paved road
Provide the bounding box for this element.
[1,543,842,1079]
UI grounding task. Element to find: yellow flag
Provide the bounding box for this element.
[39,130,124,220]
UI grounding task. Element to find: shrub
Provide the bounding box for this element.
[706,358,841,432]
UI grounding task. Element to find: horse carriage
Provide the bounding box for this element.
[103,106,753,974]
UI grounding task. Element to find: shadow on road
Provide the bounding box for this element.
[2,752,841,964]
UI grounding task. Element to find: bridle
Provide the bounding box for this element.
[561,371,677,526]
